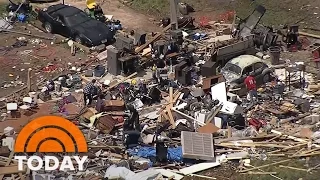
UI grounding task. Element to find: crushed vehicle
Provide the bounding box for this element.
[221,55,273,94]
[37,4,114,47]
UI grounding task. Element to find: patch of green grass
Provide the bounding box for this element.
[235,158,320,180]
[129,0,319,29]
[131,0,169,17]
[234,0,316,27]
[0,2,7,16]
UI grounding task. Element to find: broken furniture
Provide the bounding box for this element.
[285,63,306,90]
[118,55,139,75]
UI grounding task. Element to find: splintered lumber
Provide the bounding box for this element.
[266,134,282,142]
[135,24,172,53]
[245,172,278,175]
[215,135,278,144]
[271,130,320,148]
[0,166,27,175]
[0,152,25,180]
[245,165,283,180]
[293,147,306,156]
[300,147,320,154]
[238,159,290,173]
[279,165,308,172]
[168,87,174,107]
[291,152,320,158]
[0,152,14,179]
[219,142,287,148]
[0,28,54,40]
[299,31,320,39]
[166,106,176,128]
[171,108,205,126]
[267,142,308,154]
[105,72,137,91]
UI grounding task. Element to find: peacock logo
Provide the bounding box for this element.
[14,116,87,153]
[14,116,88,171]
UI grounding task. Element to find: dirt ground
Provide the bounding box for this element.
[0,0,160,99]
[0,23,89,97]
[34,0,159,32]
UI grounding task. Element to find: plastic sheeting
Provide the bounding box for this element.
[128,146,183,163]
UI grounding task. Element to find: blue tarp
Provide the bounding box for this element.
[128,146,183,162]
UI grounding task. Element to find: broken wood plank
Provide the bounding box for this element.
[172,92,182,104]
[219,142,287,148]
[292,147,306,156]
[266,134,282,142]
[244,172,278,175]
[169,87,173,108]
[205,105,222,124]
[0,152,14,180]
[271,130,320,147]
[214,134,278,144]
[0,166,26,175]
[267,142,308,154]
[301,147,320,155]
[291,152,320,158]
[0,28,54,40]
[135,24,172,53]
[299,31,320,39]
[166,106,176,129]
[171,108,205,126]
[279,165,308,172]
[105,72,138,91]
[239,159,290,173]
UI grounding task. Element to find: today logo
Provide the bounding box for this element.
[14,116,88,171]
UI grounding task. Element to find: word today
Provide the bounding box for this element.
[15,156,88,171]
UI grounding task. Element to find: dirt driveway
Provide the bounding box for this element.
[34,0,159,32]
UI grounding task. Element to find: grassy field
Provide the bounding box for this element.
[0,2,6,15]
[130,0,320,31]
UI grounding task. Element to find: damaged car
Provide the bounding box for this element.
[38,4,114,47]
[221,55,273,94]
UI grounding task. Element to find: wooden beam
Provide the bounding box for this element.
[279,165,308,172]
[291,152,320,158]
[0,152,13,180]
[299,31,320,39]
[0,166,26,175]
[239,159,290,173]
[267,142,308,154]
[166,106,176,129]
[219,142,288,148]
[104,72,137,92]
[135,24,172,53]
[169,87,173,108]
